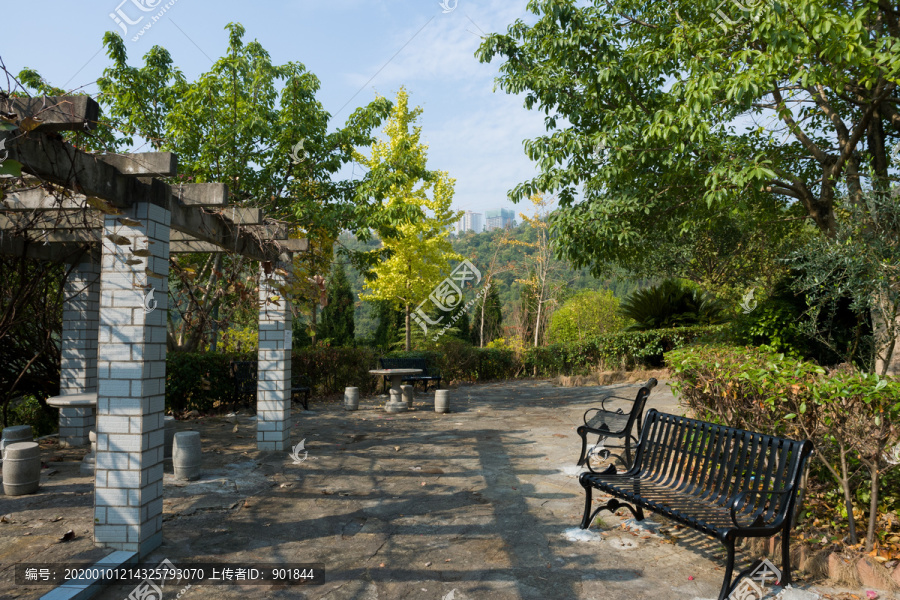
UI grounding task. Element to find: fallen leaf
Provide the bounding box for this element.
[424,562,432,567]
[421,482,427,486]
[59,530,75,542]
[51,516,63,522]
[19,116,43,131]
[0,514,12,523]
[232,424,239,433]
[379,563,385,568]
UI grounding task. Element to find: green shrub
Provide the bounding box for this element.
[667,344,900,550]
[619,280,729,330]
[2,396,59,437]
[547,290,627,344]
[524,325,721,376]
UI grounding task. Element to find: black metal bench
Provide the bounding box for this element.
[229,360,257,405]
[579,409,813,600]
[576,378,657,471]
[230,360,310,411]
[378,357,442,391]
[291,373,311,411]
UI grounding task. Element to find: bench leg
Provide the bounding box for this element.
[781,528,792,587]
[304,391,310,412]
[579,477,594,529]
[576,426,589,466]
[719,541,736,600]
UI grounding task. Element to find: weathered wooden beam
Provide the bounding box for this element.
[97,153,177,177]
[173,183,228,206]
[1,96,100,132]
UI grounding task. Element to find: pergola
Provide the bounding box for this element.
[1,95,306,556]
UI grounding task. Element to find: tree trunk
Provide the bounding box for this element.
[405,303,411,351]
[310,303,318,347]
[865,462,880,551]
[839,449,859,544]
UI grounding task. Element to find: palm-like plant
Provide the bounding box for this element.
[619,280,728,331]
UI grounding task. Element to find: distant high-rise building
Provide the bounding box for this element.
[484,208,517,231]
[455,211,483,234]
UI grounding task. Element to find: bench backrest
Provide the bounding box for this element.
[634,410,813,521]
[379,357,429,372]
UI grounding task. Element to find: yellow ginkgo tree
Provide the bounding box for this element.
[356,88,462,351]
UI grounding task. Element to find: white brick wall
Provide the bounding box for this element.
[257,264,292,451]
[59,261,101,447]
[94,203,169,555]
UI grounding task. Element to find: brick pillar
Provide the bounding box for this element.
[257,263,292,451]
[94,202,169,555]
[59,261,100,447]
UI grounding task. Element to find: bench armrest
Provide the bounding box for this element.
[728,488,794,531]
[583,406,624,425]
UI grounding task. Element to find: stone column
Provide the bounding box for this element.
[257,263,292,451]
[59,261,100,447]
[94,202,169,556]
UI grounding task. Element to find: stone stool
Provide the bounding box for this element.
[401,385,414,408]
[435,390,450,413]
[1,425,33,460]
[3,441,41,495]
[80,430,97,476]
[344,387,359,411]
[173,431,201,481]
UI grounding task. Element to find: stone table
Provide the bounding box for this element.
[368,369,422,412]
[46,393,97,474]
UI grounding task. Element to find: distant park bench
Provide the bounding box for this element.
[229,360,310,410]
[378,357,442,391]
[576,378,657,471]
[579,409,813,600]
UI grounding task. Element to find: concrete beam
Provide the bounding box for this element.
[220,207,261,225]
[0,235,94,262]
[1,96,100,132]
[173,183,228,206]
[97,153,177,177]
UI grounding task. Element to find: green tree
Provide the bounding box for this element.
[20,25,393,352]
[476,0,900,274]
[547,290,627,344]
[357,89,462,351]
[472,284,503,346]
[319,262,355,346]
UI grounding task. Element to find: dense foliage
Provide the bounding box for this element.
[476,0,900,281]
[547,289,626,343]
[619,280,728,331]
[668,344,900,551]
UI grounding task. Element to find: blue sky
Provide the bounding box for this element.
[3,0,546,218]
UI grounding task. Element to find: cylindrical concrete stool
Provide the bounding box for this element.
[172,431,201,481]
[344,387,360,411]
[1,425,33,460]
[164,416,176,459]
[401,385,414,408]
[435,390,450,413]
[80,430,97,476]
[3,441,41,495]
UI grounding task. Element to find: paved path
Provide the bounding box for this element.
[1,380,848,600]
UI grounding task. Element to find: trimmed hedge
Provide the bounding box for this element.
[164,327,715,412]
[523,325,722,376]
[165,347,378,413]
